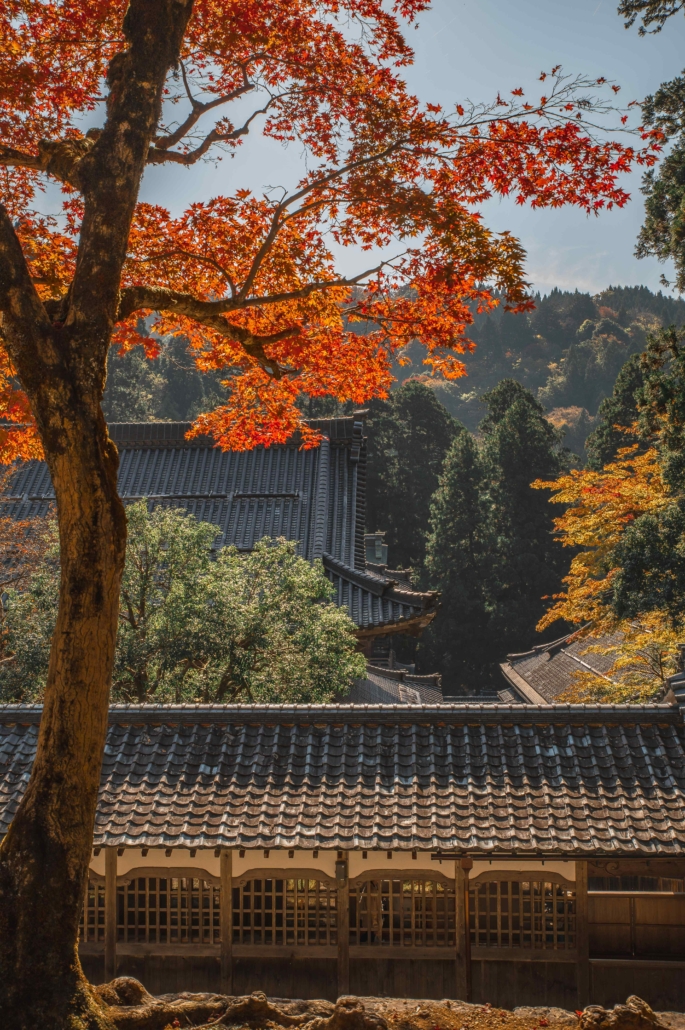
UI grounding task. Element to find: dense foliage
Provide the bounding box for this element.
[420,380,570,693]
[403,286,685,452]
[534,327,685,701]
[0,503,365,704]
[365,381,460,570]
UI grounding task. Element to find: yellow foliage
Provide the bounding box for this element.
[556,614,680,703]
[532,440,681,703]
[532,444,670,632]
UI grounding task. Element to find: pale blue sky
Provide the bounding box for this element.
[134,0,685,297]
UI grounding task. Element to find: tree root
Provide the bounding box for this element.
[579,997,667,1030]
[94,978,227,1030]
[93,984,387,1030]
[298,997,388,1030]
[209,991,315,1027]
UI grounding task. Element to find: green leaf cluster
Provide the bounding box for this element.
[0,502,365,704]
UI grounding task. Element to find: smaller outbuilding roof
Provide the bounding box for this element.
[500,630,621,704]
[346,664,443,704]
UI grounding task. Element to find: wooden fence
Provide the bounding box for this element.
[78,855,685,1009]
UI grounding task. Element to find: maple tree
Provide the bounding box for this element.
[532,443,679,700]
[0,0,663,1024]
[533,328,685,701]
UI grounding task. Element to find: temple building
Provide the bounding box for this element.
[1,700,685,1008]
[2,415,441,703]
[4,419,685,1010]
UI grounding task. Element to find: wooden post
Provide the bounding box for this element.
[336,857,350,998]
[220,849,233,995]
[576,860,590,1010]
[104,847,117,982]
[455,858,472,1002]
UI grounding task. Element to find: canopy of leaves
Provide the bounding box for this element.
[618,0,685,33]
[0,503,365,703]
[636,75,685,291]
[0,0,663,456]
[534,327,685,700]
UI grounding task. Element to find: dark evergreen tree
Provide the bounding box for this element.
[419,381,571,692]
[481,380,570,654]
[365,381,460,569]
[585,353,646,469]
[422,432,495,691]
[102,345,165,422]
[636,74,685,292]
[103,334,225,423]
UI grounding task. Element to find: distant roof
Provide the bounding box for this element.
[500,630,621,704]
[346,664,443,705]
[2,702,685,854]
[2,418,438,636]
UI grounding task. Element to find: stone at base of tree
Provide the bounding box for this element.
[94,978,155,1008]
[580,997,667,1030]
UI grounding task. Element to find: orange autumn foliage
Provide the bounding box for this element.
[0,0,662,455]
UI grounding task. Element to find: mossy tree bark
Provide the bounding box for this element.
[0,2,194,1026]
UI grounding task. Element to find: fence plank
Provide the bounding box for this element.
[105,848,117,981]
[576,861,589,1008]
[220,850,233,994]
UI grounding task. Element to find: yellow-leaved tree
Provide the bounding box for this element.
[533,442,681,702]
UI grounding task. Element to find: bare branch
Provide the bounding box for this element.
[147,100,273,166]
[153,73,256,152]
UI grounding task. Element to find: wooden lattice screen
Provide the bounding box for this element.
[79,880,106,942]
[116,875,221,944]
[232,877,337,946]
[469,879,576,949]
[349,878,456,947]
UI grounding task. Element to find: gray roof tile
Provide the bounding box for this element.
[2,703,685,855]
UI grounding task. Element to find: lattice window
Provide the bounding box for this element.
[116,876,221,944]
[232,877,337,946]
[79,880,106,942]
[349,878,456,947]
[469,879,576,949]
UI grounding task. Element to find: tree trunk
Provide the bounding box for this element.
[0,3,194,1024]
[0,409,126,1029]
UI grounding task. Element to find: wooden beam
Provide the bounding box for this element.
[455,858,472,1002]
[104,847,117,982]
[576,860,590,1009]
[220,849,233,995]
[336,857,350,997]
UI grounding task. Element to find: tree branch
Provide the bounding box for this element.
[152,68,256,152]
[146,100,273,165]
[0,205,55,399]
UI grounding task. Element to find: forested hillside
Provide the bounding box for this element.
[395,285,685,455]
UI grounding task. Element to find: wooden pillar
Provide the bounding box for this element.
[576,860,590,1010]
[336,856,350,998]
[104,847,117,982]
[455,858,472,1002]
[220,849,233,995]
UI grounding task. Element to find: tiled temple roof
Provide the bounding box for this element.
[2,417,438,635]
[347,665,443,704]
[500,631,622,704]
[2,702,684,854]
